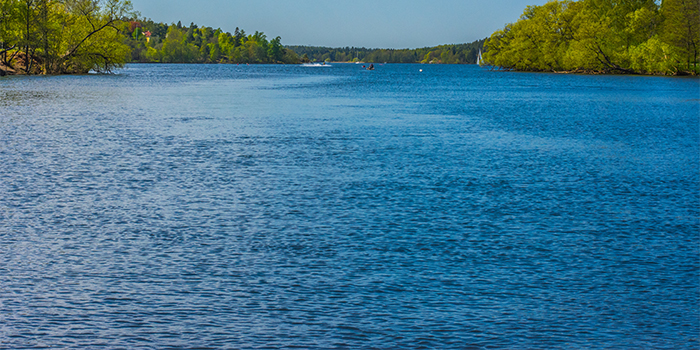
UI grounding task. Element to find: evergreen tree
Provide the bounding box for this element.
[267,36,284,63]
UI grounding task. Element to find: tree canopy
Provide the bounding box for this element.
[482,0,700,75]
[123,19,300,64]
[0,4,301,75]
[1,0,134,74]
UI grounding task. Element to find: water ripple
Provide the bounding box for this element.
[1,64,698,349]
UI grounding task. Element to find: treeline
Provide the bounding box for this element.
[483,0,700,75]
[124,19,300,64]
[0,0,133,75]
[287,40,486,64]
[0,0,302,75]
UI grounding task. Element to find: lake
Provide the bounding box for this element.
[1,64,698,349]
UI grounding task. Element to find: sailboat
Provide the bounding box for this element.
[354,49,363,64]
[477,49,484,66]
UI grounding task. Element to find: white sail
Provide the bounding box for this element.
[477,49,483,66]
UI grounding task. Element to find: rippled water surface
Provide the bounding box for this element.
[1,64,699,349]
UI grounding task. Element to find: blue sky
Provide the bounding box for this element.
[129,0,549,48]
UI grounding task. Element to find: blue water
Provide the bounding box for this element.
[1,64,698,349]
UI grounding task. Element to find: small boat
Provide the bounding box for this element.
[302,62,331,67]
[367,63,375,71]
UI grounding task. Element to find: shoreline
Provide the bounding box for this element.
[482,65,698,77]
[3,62,696,78]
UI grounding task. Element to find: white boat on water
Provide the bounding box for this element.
[302,62,332,67]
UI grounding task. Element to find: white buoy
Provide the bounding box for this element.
[419,69,423,72]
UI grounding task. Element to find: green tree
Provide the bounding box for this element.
[161,24,198,63]
[18,0,37,73]
[483,0,696,75]
[160,24,183,62]
[282,47,299,64]
[250,31,267,62]
[484,1,583,71]
[208,42,221,62]
[57,0,133,73]
[267,35,283,63]
[660,0,700,73]
[1,0,135,74]
[1,0,21,72]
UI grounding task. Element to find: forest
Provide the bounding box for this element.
[0,0,301,75]
[124,19,300,64]
[483,0,700,75]
[287,40,486,64]
[0,0,133,75]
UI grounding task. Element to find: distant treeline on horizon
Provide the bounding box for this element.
[123,19,485,65]
[286,42,486,64]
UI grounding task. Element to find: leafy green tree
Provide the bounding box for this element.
[251,31,268,62]
[132,26,141,40]
[1,0,22,72]
[161,24,183,62]
[161,24,199,63]
[231,45,246,63]
[0,0,134,74]
[199,26,211,42]
[207,42,220,62]
[660,0,700,73]
[483,0,697,75]
[144,45,160,61]
[17,0,38,73]
[57,0,133,73]
[267,35,283,63]
[282,47,299,63]
[217,31,233,60]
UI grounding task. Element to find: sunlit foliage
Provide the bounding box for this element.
[124,19,300,64]
[483,0,700,75]
[0,0,133,74]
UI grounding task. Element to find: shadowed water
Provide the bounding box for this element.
[1,64,698,349]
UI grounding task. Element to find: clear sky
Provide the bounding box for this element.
[129,0,549,49]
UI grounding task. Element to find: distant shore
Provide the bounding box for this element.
[5,61,697,77]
